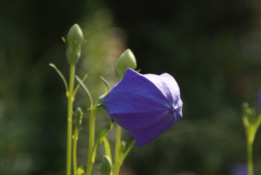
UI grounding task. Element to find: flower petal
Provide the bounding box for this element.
[104,69,170,114]
[128,112,176,146]
[144,73,182,110]
[103,68,183,146]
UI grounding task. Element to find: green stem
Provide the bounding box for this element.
[86,107,97,175]
[67,65,75,175]
[73,128,79,175]
[114,125,122,175]
[247,135,254,175]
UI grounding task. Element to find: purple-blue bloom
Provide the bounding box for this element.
[230,164,248,175]
[103,68,183,147]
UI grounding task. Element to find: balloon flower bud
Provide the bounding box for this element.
[100,155,112,175]
[66,24,84,65]
[116,49,137,80]
[73,107,83,129]
[104,68,183,147]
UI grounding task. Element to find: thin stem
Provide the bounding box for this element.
[86,107,97,175]
[73,128,79,175]
[114,125,122,175]
[122,140,136,162]
[247,135,254,175]
[67,65,75,175]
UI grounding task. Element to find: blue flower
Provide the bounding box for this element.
[230,164,248,175]
[103,68,183,146]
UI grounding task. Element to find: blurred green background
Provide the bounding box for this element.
[1,0,261,175]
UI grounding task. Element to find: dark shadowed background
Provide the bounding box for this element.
[1,0,261,175]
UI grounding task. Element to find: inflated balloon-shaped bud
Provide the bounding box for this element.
[73,107,83,129]
[116,49,137,80]
[66,24,84,65]
[100,155,112,175]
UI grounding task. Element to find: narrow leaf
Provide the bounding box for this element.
[75,75,93,107]
[95,76,110,107]
[49,63,68,93]
[91,122,113,163]
[100,76,110,95]
[73,74,88,96]
[103,137,112,161]
[122,140,136,162]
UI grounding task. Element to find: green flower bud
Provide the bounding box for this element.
[66,24,84,65]
[120,141,126,152]
[73,107,83,129]
[116,49,137,80]
[242,103,256,126]
[100,155,112,175]
[77,167,85,175]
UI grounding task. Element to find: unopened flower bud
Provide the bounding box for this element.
[66,24,84,65]
[100,155,112,175]
[73,107,83,129]
[120,141,126,152]
[116,49,137,80]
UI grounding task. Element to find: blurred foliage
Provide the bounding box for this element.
[1,0,261,175]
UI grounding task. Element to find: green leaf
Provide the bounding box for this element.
[121,140,135,162]
[100,76,110,95]
[103,137,112,161]
[91,122,113,163]
[75,75,93,107]
[73,74,88,97]
[49,63,68,93]
[96,76,110,107]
